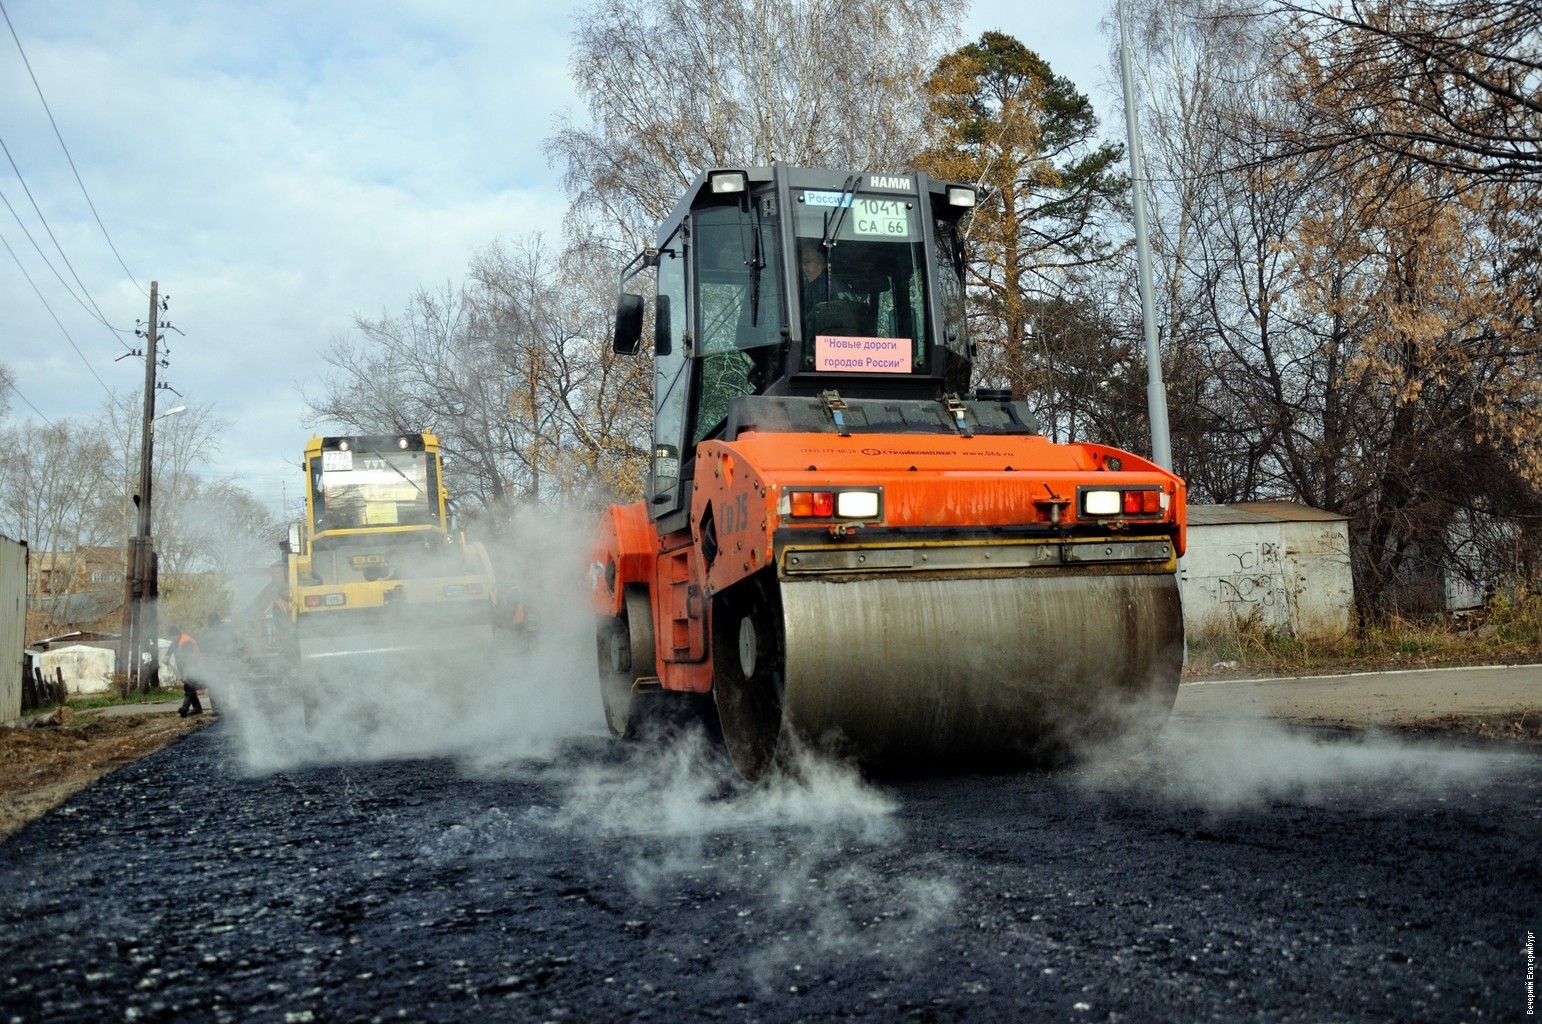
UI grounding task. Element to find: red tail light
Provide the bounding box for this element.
[1123,490,1161,514]
[791,490,836,518]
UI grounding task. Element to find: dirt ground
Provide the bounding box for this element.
[0,706,212,840]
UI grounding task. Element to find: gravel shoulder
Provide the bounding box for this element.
[1175,663,1542,742]
[0,703,214,840]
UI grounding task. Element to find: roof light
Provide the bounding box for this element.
[398,437,410,449]
[946,185,977,208]
[709,170,747,194]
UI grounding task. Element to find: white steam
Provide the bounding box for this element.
[214,507,603,773]
[524,728,957,985]
[1079,716,1520,811]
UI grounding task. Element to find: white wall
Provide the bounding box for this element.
[38,645,117,696]
[1180,518,1353,640]
[1278,521,1355,637]
[1181,522,1291,635]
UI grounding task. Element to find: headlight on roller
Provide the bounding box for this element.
[1081,487,1164,518]
[1083,489,1121,516]
[836,490,879,518]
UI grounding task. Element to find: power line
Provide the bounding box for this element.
[1,374,54,425]
[0,0,143,300]
[0,228,115,397]
[0,158,131,348]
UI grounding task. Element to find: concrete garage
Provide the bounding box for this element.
[1180,501,1353,640]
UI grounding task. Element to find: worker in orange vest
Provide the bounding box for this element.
[176,628,203,717]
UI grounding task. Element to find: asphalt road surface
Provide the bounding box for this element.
[0,702,1537,1023]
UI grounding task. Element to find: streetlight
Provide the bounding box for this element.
[1118,0,1173,470]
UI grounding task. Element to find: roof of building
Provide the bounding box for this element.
[1189,500,1349,527]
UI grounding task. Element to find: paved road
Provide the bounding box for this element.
[1,694,1537,1023]
[1174,662,1542,726]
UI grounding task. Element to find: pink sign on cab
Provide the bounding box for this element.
[814,335,910,373]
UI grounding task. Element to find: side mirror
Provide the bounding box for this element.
[287,522,302,556]
[614,293,644,355]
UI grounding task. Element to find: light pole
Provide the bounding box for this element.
[1118,0,1174,471]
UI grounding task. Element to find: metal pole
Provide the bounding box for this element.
[1118,0,1174,471]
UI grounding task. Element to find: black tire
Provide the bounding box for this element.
[711,572,785,781]
[596,586,656,738]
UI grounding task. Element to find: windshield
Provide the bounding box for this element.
[690,205,783,443]
[793,191,930,373]
[310,448,439,532]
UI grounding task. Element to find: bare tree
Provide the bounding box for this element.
[467,241,652,506]
[1262,0,1542,186]
[1123,0,1542,613]
[0,418,115,615]
[549,0,958,253]
[309,236,651,520]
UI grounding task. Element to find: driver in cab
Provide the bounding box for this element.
[799,240,867,335]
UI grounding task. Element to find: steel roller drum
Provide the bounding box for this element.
[776,572,1184,771]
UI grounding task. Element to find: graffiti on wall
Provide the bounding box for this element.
[1216,542,1282,611]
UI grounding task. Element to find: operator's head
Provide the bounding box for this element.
[799,241,826,283]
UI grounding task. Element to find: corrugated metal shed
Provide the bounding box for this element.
[1180,501,1354,640]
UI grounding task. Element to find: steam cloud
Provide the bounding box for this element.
[527,725,958,987]
[1078,715,1521,811]
[213,506,602,773]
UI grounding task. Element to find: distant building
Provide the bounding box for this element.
[1180,501,1354,640]
[26,546,127,630]
[27,546,125,597]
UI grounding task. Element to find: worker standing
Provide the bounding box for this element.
[176,627,203,717]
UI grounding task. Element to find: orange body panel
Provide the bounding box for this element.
[590,501,658,619]
[691,430,1185,599]
[593,428,1185,697]
[591,504,714,693]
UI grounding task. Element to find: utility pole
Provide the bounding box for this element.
[119,281,160,693]
[1119,0,1174,471]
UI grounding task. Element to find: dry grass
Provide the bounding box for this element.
[1185,593,1542,678]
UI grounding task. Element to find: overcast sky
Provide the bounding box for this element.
[0,0,1125,519]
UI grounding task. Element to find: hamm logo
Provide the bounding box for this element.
[867,175,909,190]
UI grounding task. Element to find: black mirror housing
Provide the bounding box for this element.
[613,293,644,355]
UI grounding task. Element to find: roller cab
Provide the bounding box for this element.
[591,164,1186,779]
